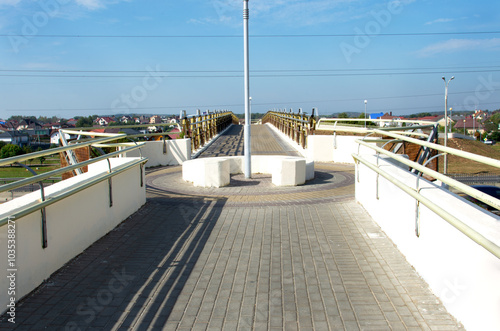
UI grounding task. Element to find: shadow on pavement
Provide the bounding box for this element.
[1,187,226,330]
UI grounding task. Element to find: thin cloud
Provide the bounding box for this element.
[425,18,455,25]
[425,17,467,25]
[76,0,104,10]
[416,38,500,57]
[198,0,389,27]
[75,0,131,11]
[0,0,21,6]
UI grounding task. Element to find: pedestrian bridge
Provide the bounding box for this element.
[1,111,499,330]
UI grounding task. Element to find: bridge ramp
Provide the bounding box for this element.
[0,163,463,330]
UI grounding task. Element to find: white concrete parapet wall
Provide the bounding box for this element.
[307,135,377,164]
[0,158,146,313]
[355,154,500,331]
[123,139,191,167]
[183,155,314,188]
[266,122,377,164]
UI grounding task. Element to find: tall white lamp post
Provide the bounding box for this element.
[442,76,454,174]
[243,0,251,178]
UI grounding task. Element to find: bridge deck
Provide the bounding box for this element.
[0,125,463,330]
[199,124,301,158]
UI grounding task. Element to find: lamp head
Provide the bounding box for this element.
[442,76,445,81]
[451,76,455,80]
[364,100,367,104]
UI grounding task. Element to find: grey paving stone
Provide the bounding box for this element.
[0,146,464,331]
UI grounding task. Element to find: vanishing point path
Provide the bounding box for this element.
[0,125,463,330]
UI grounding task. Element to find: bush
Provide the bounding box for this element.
[0,144,24,159]
[487,131,500,141]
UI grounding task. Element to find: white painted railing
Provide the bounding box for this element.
[353,130,500,331]
[0,132,148,314]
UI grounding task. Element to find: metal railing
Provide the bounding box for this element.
[262,109,317,148]
[316,117,437,136]
[0,131,148,248]
[179,110,239,152]
[352,129,500,259]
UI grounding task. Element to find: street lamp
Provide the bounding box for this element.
[442,76,454,174]
[243,0,251,178]
[364,100,367,128]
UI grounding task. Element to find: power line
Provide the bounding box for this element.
[1,31,500,38]
[5,89,499,112]
[2,69,500,78]
[2,65,500,74]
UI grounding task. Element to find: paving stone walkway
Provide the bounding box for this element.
[198,124,300,158]
[0,162,463,330]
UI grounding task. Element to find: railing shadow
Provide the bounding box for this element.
[1,185,226,329]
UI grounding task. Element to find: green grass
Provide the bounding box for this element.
[0,164,60,179]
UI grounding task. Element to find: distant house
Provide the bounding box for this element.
[16,118,42,131]
[456,116,486,135]
[436,115,455,129]
[121,115,134,124]
[95,117,115,126]
[6,120,19,130]
[167,127,182,139]
[134,116,150,124]
[66,119,78,126]
[0,130,30,146]
[416,115,439,122]
[0,120,9,131]
[376,112,406,127]
[43,123,61,130]
[150,115,162,124]
[27,129,50,142]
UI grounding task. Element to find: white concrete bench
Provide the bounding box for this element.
[182,155,314,188]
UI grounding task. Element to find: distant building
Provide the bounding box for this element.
[95,117,115,126]
[377,112,406,127]
[150,115,162,124]
[167,127,181,139]
[121,115,134,124]
[16,118,42,131]
[436,115,455,129]
[0,130,30,146]
[456,116,486,135]
[135,116,149,124]
[66,118,78,126]
[43,123,62,130]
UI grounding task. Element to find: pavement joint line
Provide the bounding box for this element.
[0,125,464,330]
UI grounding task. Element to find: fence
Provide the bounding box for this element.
[261,109,317,148]
[353,129,500,258]
[180,110,239,152]
[0,132,147,229]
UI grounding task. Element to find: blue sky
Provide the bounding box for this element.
[0,0,500,119]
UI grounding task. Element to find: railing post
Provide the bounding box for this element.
[189,116,196,150]
[180,110,189,139]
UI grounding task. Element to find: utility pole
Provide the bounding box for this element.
[243,0,251,178]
